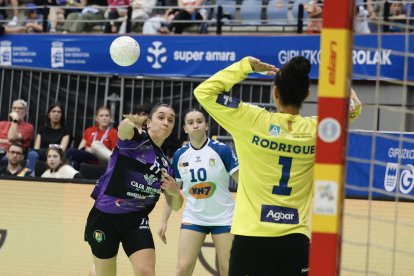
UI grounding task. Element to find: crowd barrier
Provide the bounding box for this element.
[346,130,414,201]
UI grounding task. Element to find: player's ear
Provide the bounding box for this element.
[273,86,279,99]
[183,125,188,134]
[304,89,310,101]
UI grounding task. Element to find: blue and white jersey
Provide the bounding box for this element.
[172,138,239,226]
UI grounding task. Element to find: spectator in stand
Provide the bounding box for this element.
[0,143,33,177]
[42,145,83,179]
[367,0,383,20]
[118,0,157,34]
[354,5,370,34]
[18,3,44,33]
[306,0,323,34]
[48,0,87,33]
[0,99,34,160]
[27,102,71,172]
[142,8,176,34]
[61,0,107,33]
[158,0,206,34]
[104,0,130,33]
[389,2,407,33]
[65,107,117,170]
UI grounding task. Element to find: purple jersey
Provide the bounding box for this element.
[91,129,174,215]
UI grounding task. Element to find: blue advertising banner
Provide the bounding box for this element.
[346,131,414,198]
[0,34,413,79]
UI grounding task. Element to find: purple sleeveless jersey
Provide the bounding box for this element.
[91,129,174,215]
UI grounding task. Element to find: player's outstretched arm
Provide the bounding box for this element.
[158,180,183,244]
[118,114,146,140]
[194,57,276,136]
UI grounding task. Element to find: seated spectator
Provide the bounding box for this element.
[0,0,8,23]
[0,25,27,36]
[354,5,370,34]
[158,0,206,34]
[0,99,34,160]
[389,2,406,33]
[367,0,383,20]
[48,0,87,33]
[306,0,323,34]
[18,3,44,33]
[118,0,157,34]
[65,107,117,170]
[61,0,107,33]
[143,8,177,35]
[42,145,83,179]
[0,143,33,177]
[27,102,71,171]
[104,0,130,33]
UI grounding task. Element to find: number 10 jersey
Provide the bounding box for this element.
[172,138,239,226]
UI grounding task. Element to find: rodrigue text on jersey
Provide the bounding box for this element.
[252,135,315,154]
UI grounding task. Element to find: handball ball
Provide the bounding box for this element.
[110,36,140,67]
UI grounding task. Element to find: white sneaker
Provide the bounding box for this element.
[8,16,18,26]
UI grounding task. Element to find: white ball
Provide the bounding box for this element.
[110,36,140,67]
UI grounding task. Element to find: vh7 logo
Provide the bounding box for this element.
[328,40,337,85]
[189,182,216,199]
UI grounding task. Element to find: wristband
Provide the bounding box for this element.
[12,119,18,123]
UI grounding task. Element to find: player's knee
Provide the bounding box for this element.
[134,265,155,276]
[175,262,194,275]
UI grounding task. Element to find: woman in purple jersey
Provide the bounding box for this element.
[85,102,184,276]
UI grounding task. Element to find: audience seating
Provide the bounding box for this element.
[79,163,107,180]
[266,0,290,25]
[240,0,262,25]
[35,161,47,177]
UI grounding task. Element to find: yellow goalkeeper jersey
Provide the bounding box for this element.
[194,57,360,238]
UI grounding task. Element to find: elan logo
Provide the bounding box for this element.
[328,40,337,85]
[147,41,167,69]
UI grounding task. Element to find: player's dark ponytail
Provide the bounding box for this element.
[274,56,311,107]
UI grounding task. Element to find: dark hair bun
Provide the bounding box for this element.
[287,56,311,77]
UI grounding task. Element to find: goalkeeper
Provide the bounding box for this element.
[194,56,361,276]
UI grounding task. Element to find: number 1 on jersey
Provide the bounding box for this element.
[272,156,292,196]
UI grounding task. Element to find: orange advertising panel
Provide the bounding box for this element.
[0,180,226,276]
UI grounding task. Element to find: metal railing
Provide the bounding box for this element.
[0,66,275,163]
[0,2,309,34]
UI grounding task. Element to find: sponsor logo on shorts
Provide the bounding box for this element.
[260,205,299,224]
[189,182,217,199]
[93,230,105,243]
[139,218,150,229]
